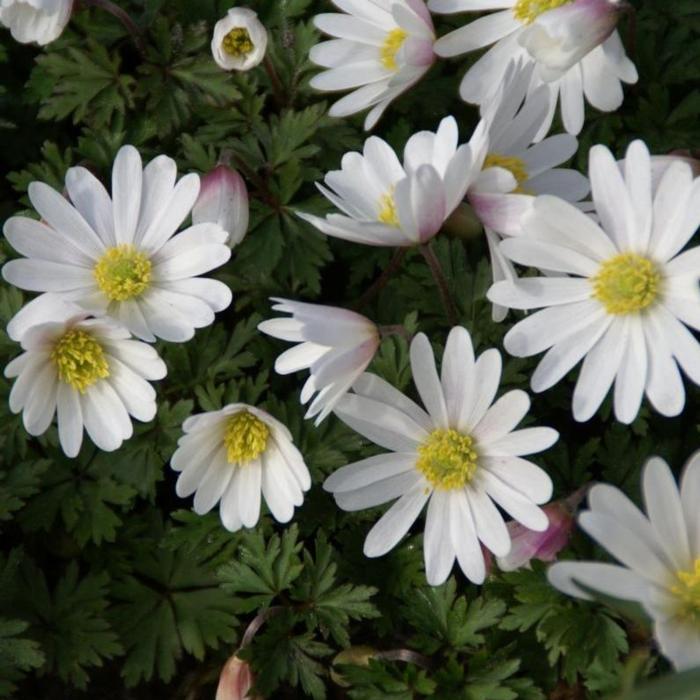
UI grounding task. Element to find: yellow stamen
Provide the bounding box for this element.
[592,253,661,315]
[223,411,270,464]
[94,245,152,302]
[222,27,254,57]
[381,28,408,71]
[670,559,700,625]
[513,0,573,24]
[416,429,479,491]
[52,329,110,393]
[483,153,530,193]
[377,190,400,227]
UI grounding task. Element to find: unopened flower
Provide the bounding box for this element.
[2,145,232,343]
[171,404,311,532]
[310,0,436,130]
[258,299,380,425]
[488,140,700,424]
[0,0,72,45]
[549,452,700,670]
[193,165,249,248]
[430,0,637,137]
[4,296,166,457]
[325,326,557,586]
[212,7,268,72]
[216,654,260,700]
[298,116,488,247]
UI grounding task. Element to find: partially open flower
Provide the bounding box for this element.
[0,0,73,46]
[212,7,268,72]
[216,654,260,700]
[193,165,249,248]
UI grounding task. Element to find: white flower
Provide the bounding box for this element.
[171,404,311,532]
[324,327,558,586]
[192,164,249,248]
[488,140,700,424]
[0,0,72,46]
[548,452,700,671]
[298,116,488,247]
[468,61,590,321]
[2,145,232,343]
[258,298,380,426]
[211,7,268,72]
[430,0,637,137]
[310,0,436,130]
[4,296,166,457]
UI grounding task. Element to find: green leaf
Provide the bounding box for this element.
[613,667,700,700]
[0,618,45,698]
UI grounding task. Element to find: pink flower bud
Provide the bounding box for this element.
[497,489,586,572]
[216,654,260,700]
[193,165,249,247]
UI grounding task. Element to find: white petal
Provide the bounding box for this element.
[424,491,456,585]
[112,145,143,245]
[410,333,449,428]
[548,561,649,602]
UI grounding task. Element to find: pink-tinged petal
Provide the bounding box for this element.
[469,192,534,236]
[216,654,261,700]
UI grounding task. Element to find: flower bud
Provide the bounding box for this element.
[216,654,260,700]
[0,0,73,45]
[192,165,249,248]
[519,0,626,82]
[212,7,268,72]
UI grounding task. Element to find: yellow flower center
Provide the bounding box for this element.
[592,253,661,315]
[377,190,400,227]
[416,429,479,491]
[94,245,152,302]
[222,27,254,57]
[52,329,110,393]
[381,28,408,70]
[513,0,573,24]
[670,559,700,625]
[223,411,270,464]
[483,153,530,193]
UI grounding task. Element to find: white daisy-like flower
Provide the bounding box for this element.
[2,145,232,343]
[324,327,558,586]
[468,61,590,321]
[309,0,436,130]
[548,452,700,671]
[298,116,487,247]
[211,7,268,72]
[258,298,380,426]
[0,0,72,46]
[4,296,166,458]
[488,140,700,424]
[429,0,637,137]
[171,404,311,532]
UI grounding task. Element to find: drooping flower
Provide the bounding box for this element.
[216,654,260,700]
[193,164,250,248]
[171,404,311,532]
[430,0,637,137]
[4,296,166,457]
[548,452,700,671]
[258,299,380,425]
[0,0,73,45]
[297,116,487,247]
[324,327,558,586]
[211,7,268,72]
[488,140,700,424]
[310,0,436,130]
[2,145,232,343]
[468,60,590,321]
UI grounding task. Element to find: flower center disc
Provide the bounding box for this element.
[223,27,254,57]
[52,329,110,392]
[381,28,408,70]
[94,244,152,302]
[416,429,479,490]
[513,0,573,24]
[377,189,400,227]
[670,559,700,625]
[223,411,270,464]
[592,252,661,315]
[483,153,530,193]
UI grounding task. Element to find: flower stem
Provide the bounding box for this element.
[356,248,407,310]
[80,0,146,55]
[420,243,459,326]
[374,649,432,670]
[379,324,412,343]
[263,55,286,107]
[240,605,284,649]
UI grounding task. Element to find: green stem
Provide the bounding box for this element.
[420,243,459,326]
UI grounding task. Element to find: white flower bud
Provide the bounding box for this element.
[0,0,73,45]
[211,7,268,72]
